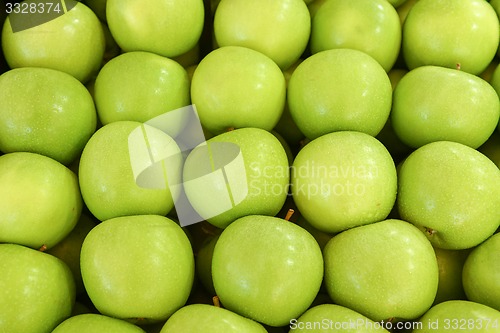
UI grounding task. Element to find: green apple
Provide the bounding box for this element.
[0,152,82,249]
[323,219,439,322]
[78,121,182,221]
[396,0,418,26]
[214,0,310,70]
[391,65,500,149]
[397,141,500,250]
[106,0,204,58]
[0,67,97,165]
[1,0,105,83]
[402,0,500,75]
[310,0,401,72]
[478,131,500,168]
[52,314,146,333]
[80,215,195,324]
[291,131,397,234]
[191,46,286,134]
[195,234,220,296]
[0,243,75,333]
[287,49,392,140]
[289,304,390,332]
[212,215,324,327]
[412,300,500,333]
[47,214,97,296]
[94,51,190,125]
[159,304,267,333]
[432,247,469,305]
[183,127,290,229]
[462,233,500,311]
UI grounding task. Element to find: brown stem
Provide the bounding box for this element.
[226,127,235,132]
[284,209,295,221]
[212,295,221,308]
[456,63,461,70]
[424,227,436,236]
[39,244,47,252]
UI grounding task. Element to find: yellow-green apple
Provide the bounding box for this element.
[0,152,82,249]
[191,46,286,134]
[183,127,289,229]
[106,0,204,58]
[290,304,390,332]
[94,51,190,125]
[212,215,324,327]
[80,215,195,324]
[402,0,500,75]
[0,243,75,333]
[323,219,439,322]
[462,233,500,311]
[432,247,469,305]
[311,0,401,72]
[397,141,500,250]
[412,300,500,333]
[159,304,267,333]
[391,66,500,149]
[0,67,97,165]
[213,0,310,70]
[1,0,105,83]
[52,314,146,333]
[287,49,392,140]
[291,131,397,233]
[78,121,182,221]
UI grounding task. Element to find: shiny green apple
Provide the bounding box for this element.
[287,48,392,140]
[323,219,439,322]
[311,0,401,71]
[52,314,146,333]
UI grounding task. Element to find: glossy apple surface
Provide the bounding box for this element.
[402,0,500,75]
[94,51,190,125]
[0,67,97,165]
[391,66,499,149]
[214,0,310,70]
[106,0,204,58]
[287,49,392,140]
[0,243,75,333]
[0,152,82,249]
[80,215,195,324]
[323,219,439,322]
[1,0,105,83]
[52,314,146,333]
[191,46,286,134]
[311,0,401,71]
[160,304,267,333]
[462,233,500,311]
[397,141,500,250]
[291,131,397,233]
[212,215,324,327]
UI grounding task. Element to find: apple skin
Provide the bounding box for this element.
[0,67,97,165]
[78,121,182,221]
[287,49,392,140]
[94,51,190,125]
[432,247,469,305]
[183,127,290,229]
[397,141,500,250]
[402,0,500,75]
[391,66,500,149]
[214,0,311,70]
[191,46,286,134]
[412,300,500,333]
[478,131,500,168]
[324,219,439,322]
[0,243,76,333]
[289,304,390,332]
[291,131,397,234]
[159,304,268,333]
[310,0,401,72]
[52,314,146,333]
[80,215,195,324]
[212,215,324,327]
[106,0,204,58]
[462,233,500,311]
[0,152,82,249]
[1,0,105,83]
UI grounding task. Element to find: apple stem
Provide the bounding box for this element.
[38,244,47,252]
[284,209,295,221]
[212,295,221,308]
[456,63,461,70]
[226,127,235,132]
[424,227,436,236]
